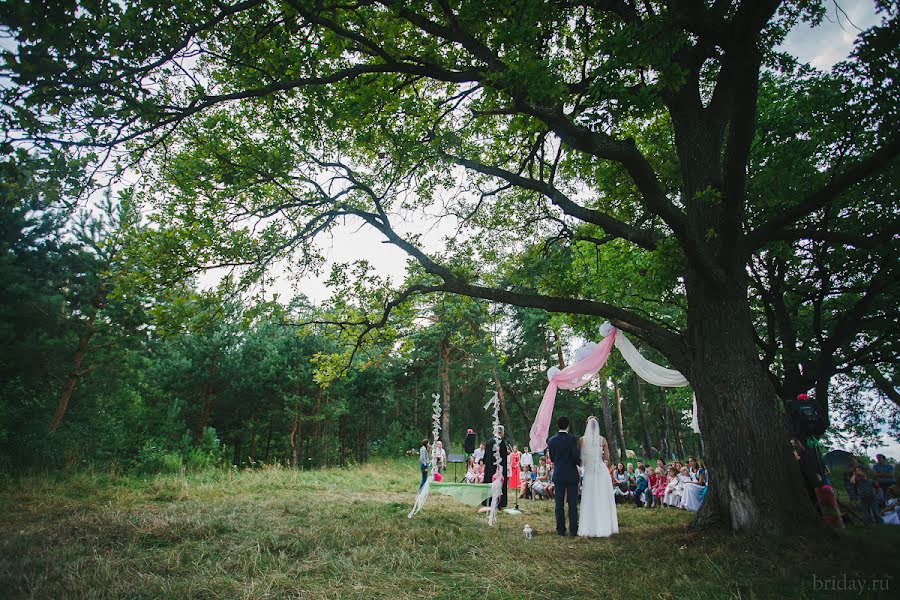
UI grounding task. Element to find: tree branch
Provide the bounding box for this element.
[443,152,661,250]
[748,136,900,249]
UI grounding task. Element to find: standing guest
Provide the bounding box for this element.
[509,445,522,492]
[521,446,534,470]
[851,466,883,525]
[473,442,486,463]
[843,456,860,507]
[434,440,448,473]
[872,454,895,502]
[418,439,431,489]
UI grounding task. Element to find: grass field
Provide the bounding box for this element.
[1,459,897,599]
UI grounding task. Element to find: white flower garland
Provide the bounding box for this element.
[484,391,503,526]
[408,393,442,519]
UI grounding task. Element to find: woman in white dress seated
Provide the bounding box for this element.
[577,416,619,537]
[680,462,708,512]
[663,466,683,507]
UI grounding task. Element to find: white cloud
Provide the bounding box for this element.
[778,0,881,70]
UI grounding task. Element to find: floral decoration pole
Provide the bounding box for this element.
[408,393,442,518]
[485,391,503,526]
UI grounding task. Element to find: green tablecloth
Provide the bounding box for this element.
[430,482,493,506]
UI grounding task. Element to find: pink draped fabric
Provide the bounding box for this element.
[529,329,617,452]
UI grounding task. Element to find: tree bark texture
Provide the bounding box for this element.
[686,267,819,533]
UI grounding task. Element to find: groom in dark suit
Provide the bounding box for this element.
[548,415,581,535]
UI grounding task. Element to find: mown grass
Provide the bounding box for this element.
[1,459,897,599]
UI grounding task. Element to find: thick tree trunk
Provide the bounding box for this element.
[439,337,451,448]
[686,270,819,533]
[599,383,618,463]
[48,315,95,434]
[612,380,627,463]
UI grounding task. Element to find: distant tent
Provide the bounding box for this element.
[823,449,855,470]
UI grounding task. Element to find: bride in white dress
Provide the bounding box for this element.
[578,416,619,537]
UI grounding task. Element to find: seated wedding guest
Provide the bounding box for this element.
[633,466,650,507]
[674,461,684,473]
[532,468,549,499]
[851,466,882,525]
[435,440,448,473]
[663,466,683,507]
[652,468,667,507]
[464,457,478,483]
[645,467,659,509]
[687,457,700,481]
[680,463,707,511]
[881,485,900,526]
[520,466,531,497]
[613,463,629,502]
[626,463,638,496]
[475,459,485,483]
[656,458,665,471]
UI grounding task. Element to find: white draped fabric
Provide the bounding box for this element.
[613,332,688,387]
[530,323,701,453]
[613,331,701,434]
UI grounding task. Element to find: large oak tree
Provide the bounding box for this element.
[3,0,898,532]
